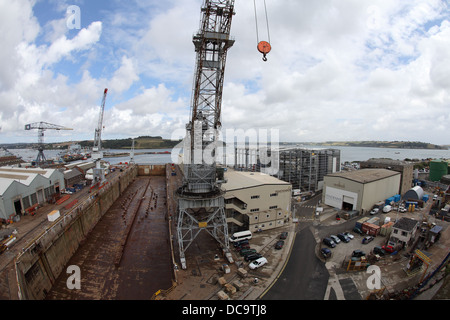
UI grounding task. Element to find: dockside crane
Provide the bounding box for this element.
[24,121,73,167]
[175,0,272,269]
[91,88,108,188]
[176,0,237,269]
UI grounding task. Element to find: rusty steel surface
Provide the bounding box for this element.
[45,176,173,300]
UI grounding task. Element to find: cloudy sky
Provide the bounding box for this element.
[0,0,449,145]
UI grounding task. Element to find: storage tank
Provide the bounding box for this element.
[430,160,449,182]
[403,186,424,201]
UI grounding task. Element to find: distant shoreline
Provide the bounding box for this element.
[2,139,448,151]
[285,141,448,150]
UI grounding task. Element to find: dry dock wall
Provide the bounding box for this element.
[14,165,139,300]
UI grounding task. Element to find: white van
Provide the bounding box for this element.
[229,230,252,243]
[249,257,267,270]
[383,205,392,213]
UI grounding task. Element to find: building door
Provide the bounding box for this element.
[342,195,355,210]
[14,199,23,215]
[37,189,44,204]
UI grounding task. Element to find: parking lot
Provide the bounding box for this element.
[318,222,386,267]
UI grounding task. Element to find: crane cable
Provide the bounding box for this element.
[253,0,271,61]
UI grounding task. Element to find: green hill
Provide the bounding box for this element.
[79,136,181,149]
[306,141,446,150]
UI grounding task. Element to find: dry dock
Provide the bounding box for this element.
[45,175,173,299]
[0,164,180,300]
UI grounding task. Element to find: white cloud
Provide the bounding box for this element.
[108,56,139,94]
[0,0,449,146]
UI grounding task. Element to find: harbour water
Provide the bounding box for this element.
[8,146,450,166]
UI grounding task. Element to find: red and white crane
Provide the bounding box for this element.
[90,88,108,187]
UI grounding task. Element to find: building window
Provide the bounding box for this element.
[250,208,259,212]
[401,231,408,237]
[393,229,398,234]
[251,195,260,199]
[269,205,278,209]
[254,216,258,220]
[270,193,278,197]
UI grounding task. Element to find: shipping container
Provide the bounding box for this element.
[361,222,380,236]
[366,216,380,226]
[355,217,370,230]
[47,210,61,222]
[380,221,394,236]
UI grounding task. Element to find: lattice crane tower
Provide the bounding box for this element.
[24,122,73,167]
[176,0,235,269]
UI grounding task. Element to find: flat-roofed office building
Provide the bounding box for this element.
[222,170,292,234]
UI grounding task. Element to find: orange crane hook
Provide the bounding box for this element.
[257,41,271,61]
[254,0,271,61]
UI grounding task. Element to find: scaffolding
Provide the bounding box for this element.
[234,147,340,192]
[277,148,340,192]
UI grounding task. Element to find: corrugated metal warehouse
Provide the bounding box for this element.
[322,169,401,213]
[0,167,65,221]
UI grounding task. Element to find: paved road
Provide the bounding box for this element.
[261,224,329,300]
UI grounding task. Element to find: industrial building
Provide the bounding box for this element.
[322,169,401,213]
[222,170,291,234]
[276,148,341,192]
[0,167,65,221]
[360,158,413,195]
[234,147,340,192]
[64,161,96,176]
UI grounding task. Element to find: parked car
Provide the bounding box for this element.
[362,236,374,244]
[382,245,395,253]
[352,249,366,258]
[323,238,336,248]
[382,205,392,213]
[233,239,249,248]
[280,232,288,240]
[235,243,250,251]
[373,246,386,256]
[330,235,341,244]
[343,232,354,240]
[370,208,379,215]
[249,257,268,269]
[321,248,332,259]
[240,248,257,256]
[337,233,350,243]
[353,227,363,235]
[244,253,262,261]
[275,240,285,250]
